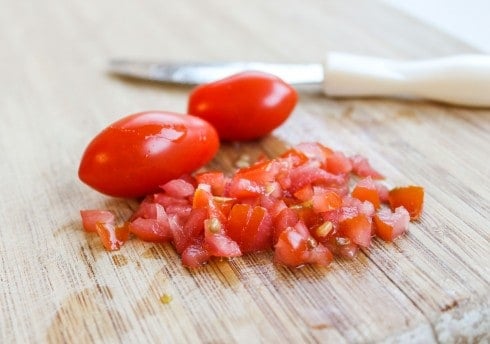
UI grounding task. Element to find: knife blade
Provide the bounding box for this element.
[109,52,490,107]
[109,60,324,85]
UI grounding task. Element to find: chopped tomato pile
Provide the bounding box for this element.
[81,142,424,268]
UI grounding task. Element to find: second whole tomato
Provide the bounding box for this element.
[187,71,298,141]
[78,111,219,198]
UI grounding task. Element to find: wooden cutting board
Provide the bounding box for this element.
[0,0,488,342]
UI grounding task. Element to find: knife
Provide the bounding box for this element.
[109,52,490,107]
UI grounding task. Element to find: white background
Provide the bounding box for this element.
[383,0,490,52]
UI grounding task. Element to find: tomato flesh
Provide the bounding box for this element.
[388,186,424,220]
[374,207,410,241]
[351,177,381,209]
[338,214,372,247]
[80,210,115,232]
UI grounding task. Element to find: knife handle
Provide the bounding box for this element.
[323,52,490,107]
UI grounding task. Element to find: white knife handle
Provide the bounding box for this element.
[322,52,490,107]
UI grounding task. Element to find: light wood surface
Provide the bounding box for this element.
[1,0,489,343]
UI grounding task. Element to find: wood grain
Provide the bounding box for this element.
[0,0,488,343]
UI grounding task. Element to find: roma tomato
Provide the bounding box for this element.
[187,71,298,141]
[78,111,219,198]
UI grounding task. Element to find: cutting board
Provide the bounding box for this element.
[0,0,488,343]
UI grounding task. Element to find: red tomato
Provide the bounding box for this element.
[351,176,381,209]
[388,186,424,220]
[294,142,333,166]
[338,214,373,247]
[129,203,172,243]
[373,207,410,241]
[78,111,219,198]
[181,243,210,268]
[226,204,272,253]
[311,189,342,213]
[80,209,128,250]
[195,171,226,196]
[95,222,129,251]
[326,151,352,175]
[274,222,333,267]
[187,72,298,141]
[80,210,115,232]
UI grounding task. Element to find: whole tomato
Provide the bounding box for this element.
[78,111,219,198]
[187,71,298,141]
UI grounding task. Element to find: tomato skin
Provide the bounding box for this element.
[388,186,424,220]
[78,111,219,198]
[187,72,298,141]
[226,204,272,253]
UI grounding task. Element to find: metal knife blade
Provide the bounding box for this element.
[108,60,324,85]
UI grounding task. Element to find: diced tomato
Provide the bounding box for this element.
[129,203,172,242]
[294,142,333,167]
[160,178,195,198]
[272,207,299,243]
[226,204,249,244]
[195,171,226,196]
[274,226,309,267]
[129,218,171,242]
[279,148,309,167]
[291,203,324,229]
[192,186,212,209]
[305,243,334,266]
[170,208,206,253]
[228,177,265,198]
[340,196,375,221]
[181,242,210,268]
[351,176,381,209]
[152,193,190,209]
[325,236,359,259]
[338,214,372,247]
[80,210,115,232]
[205,232,242,257]
[274,222,332,267]
[226,204,272,253]
[326,151,352,175]
[289,163,347,193]
[350,154,384,179]
[293,184,314,202]
[388,186,424,220]
[80,142,423,269]
[131,201,166,221]
[375,182,390,203]
[192,186,228,224]
[95,222,128,251]
[234,159,277,185]
[203,217,242,257]
[212,196,236,219]
[374,206,410,241]
[311,190,342,213]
